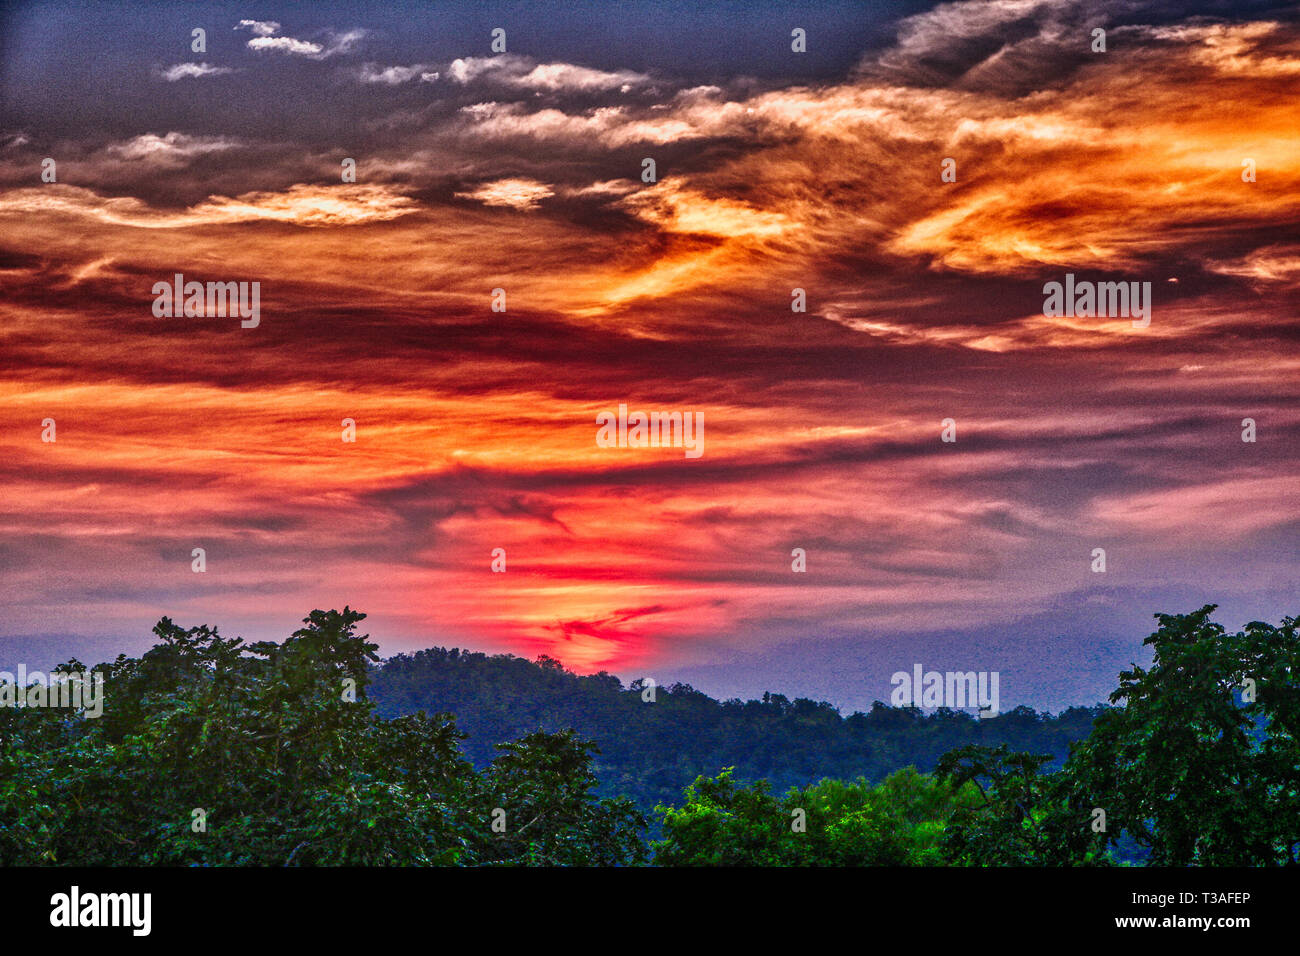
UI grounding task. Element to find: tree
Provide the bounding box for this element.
[1065,606,1300,865]
[653,767,979,865]
[472,730,647,866]
[0,609,645,867]
[935,744,1105,865]
[935,607,1300,866]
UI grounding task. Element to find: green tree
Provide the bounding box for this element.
[935,744,1106,865]
[653,767,978,865]
[472,730,647,866]
[0,609,645,867]
[1065,606,1300,865]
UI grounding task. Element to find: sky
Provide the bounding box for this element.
[1,0,1297,712]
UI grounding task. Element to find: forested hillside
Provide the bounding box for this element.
[367,648,1105,809]
[4,604,1295,866]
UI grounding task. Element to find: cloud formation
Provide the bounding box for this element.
[1,0,1297,710]
[236,20,368,59]
[156,62,237,82]
[446,54,651,92]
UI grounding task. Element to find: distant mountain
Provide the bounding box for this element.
[368,647,1106,810]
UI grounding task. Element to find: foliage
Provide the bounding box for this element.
[367,647,1105,812]
[934,744,1106,865]
[4,603,1294,867]
[930,606,1300,866]
[654,606,1300,866]
[0,609,644,866]
[652,767,980,865]
[1063,605,1300,865]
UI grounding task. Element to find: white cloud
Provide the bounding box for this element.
[323,29,367,56]
[156,62,236,82]
[0,183,421,228]
[513,61,650,92]
[454,178,555,210]
[455,97,743,148]
[248,36,324,56]
[235,19,281,37]
[245,27,367,59]
[561,179,639,199]
[357,63,430,85]
[103,132,240,162]
[1206,244,1300,285]
[446,54,649,92]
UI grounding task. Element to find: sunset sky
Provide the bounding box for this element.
[2,0,1297,711]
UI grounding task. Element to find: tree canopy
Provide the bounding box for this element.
[0,609,644,866]
[3,603,1294,866]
